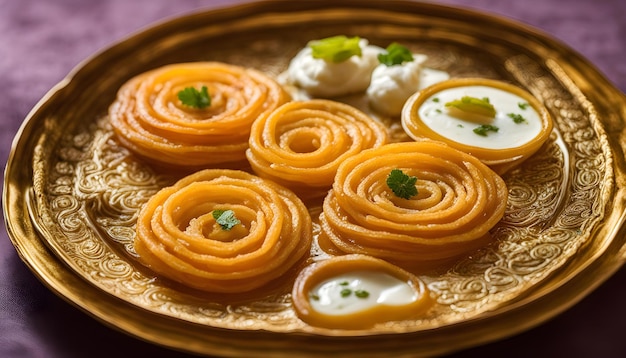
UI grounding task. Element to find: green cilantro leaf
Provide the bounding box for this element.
[445,96,496,118]
[473,124,499,136]
[177,86,211,109]
[386,169,418,199]
[518,102,530,110]
[507,112,528,124]
[340,288,352,297]
[212,209,240,231]
[309,35,362,63]
[378,42,414,66]
[354,290,370,299]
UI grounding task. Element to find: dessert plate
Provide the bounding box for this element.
[5,1,626,356]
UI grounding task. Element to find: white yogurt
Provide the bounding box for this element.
[286,39,384,98]
[367,54,449,117]
[309,270,418,315]
[418,85,543,149]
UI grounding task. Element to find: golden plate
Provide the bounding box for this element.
[5,1,626,356]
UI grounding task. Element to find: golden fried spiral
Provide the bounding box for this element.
[319,141,508,270]
[134,169,312,293]
[109,62,290,169]
[246,99,388,196]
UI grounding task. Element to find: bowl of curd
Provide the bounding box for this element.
[401,78,553,174]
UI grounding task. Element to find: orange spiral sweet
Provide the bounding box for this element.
[134,169,312,293]
[246,99,388,196]
[319,141,508,270]
[109,62,290,169]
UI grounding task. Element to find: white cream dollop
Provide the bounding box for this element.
[286,39,383,98]
[367,54,450,117]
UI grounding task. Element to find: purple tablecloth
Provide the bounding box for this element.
[1,0,625,357]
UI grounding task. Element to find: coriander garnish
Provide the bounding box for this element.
[337,288,370,299]
[340,288,352,297]
[386,169,418,199]
[473,124,499,136]
[378,42,414,66]
[518,102,530,110]
[212,209,240,231]
[309,35,362,63]
[507,113,528,124]
[177,86,211,109]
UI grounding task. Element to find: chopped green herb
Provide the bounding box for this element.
[518,102,530,110]
[340,288,352,297]
[378,42,414,66]
[177,86,211,109]
[473,124,499,136]
[457,124,464,128]
[386,169,418,199]
[354,290,370,299]
[445,96,496,118]
[339,281,349,286]
[309,35,362,63]
[212,209,241,231]
[310,293,320,301]
[435,109,442,114]
[508,112,528,124]
[432,97,440,103]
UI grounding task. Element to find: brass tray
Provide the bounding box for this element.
[5,1,626,356]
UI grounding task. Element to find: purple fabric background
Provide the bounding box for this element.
[1,0,625,357]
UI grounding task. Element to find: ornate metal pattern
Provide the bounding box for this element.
[7,1,625,356]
